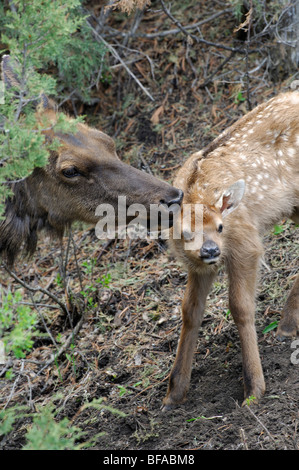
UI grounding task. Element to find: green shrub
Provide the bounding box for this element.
[0,0,108,215]
[23,404,86,451]
[0,397,126,450]
[0,289,39,359]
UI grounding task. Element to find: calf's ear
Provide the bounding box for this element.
[215,179,245,218]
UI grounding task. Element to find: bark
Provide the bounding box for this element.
[276,0,299,71]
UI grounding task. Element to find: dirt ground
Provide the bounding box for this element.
[1,224,298,451]
[0,0,298,451]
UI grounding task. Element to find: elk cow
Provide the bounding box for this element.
[163,91,299,410]
[0,55,183,265]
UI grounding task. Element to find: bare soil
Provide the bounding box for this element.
[0,0,298,451]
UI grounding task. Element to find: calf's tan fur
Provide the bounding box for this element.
[163,91,299,409]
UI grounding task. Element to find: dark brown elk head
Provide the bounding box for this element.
[0,55,183,265]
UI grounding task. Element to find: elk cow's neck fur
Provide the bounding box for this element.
[1,168,60,266]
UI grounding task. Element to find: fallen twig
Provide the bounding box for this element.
[2,263,69,316]
[198,49,238,88]
[87,20,155,101]
[3,360,24,409]
[138,9,233,38]
[245,404,277,446]
[36,313,85,376]
[159,0,251,53]
[160,0,193,43]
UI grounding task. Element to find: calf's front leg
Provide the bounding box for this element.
[163,269,216,410]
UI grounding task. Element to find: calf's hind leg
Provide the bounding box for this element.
[277,208,299,339]
[277,274,299,339]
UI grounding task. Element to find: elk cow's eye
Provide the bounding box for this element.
[62,167,80,178]
[217,224,223,233]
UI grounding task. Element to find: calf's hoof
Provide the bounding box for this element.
[276,319,298,341]
[162,393,187,412]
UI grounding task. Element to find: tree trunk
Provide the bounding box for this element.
[277,0,299,71]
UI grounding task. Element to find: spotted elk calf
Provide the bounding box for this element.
[163,91,299,410]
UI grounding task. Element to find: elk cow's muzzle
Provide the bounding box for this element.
[158,189,184,229]
[160,189,184,208]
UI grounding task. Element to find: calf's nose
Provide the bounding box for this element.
[200,240,220,260]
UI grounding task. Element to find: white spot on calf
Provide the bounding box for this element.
[290,93,299,104]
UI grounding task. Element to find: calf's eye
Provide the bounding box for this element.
[217,224,223,233]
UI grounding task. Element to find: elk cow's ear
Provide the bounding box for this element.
[2,54,58,137]
[215,179,245,218]
[1,54,56,111]
[1,55,20,90]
